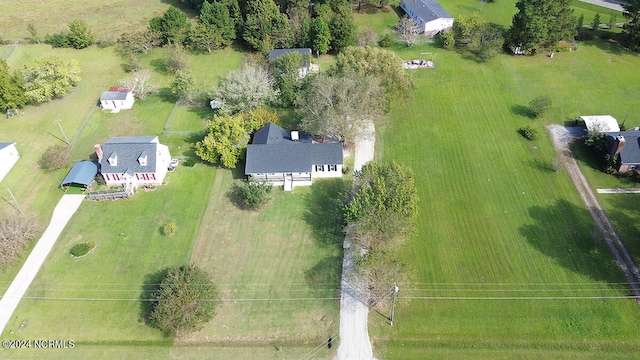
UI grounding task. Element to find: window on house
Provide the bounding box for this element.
[329,164,337,171]
[315,165,325,172]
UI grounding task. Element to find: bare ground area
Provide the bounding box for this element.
[548,125,640,303]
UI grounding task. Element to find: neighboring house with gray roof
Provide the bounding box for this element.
[96,136,171,186]
[400,0,454,34]
[0,142,19,183]
[606,131,640,173]
[100,86,134,113]
[245,122,343,191]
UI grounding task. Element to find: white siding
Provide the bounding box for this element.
[0,143,19,183]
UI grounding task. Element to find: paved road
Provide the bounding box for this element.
[548,125,640,304]
[579,0,625,12]
[336,122,376,360]
[0,195,85,335]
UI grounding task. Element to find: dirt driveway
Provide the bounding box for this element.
[548,125,640,303]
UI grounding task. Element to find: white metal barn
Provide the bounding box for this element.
[400,0,454,34]
[0,142,19,183]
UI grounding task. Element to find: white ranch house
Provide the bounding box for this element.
[245,123,343,191]
[100,86,134,113]
[96,136,171,187]
[400,0,454,34]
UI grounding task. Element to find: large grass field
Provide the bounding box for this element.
[356,5,640,359]
[2,0,640,358]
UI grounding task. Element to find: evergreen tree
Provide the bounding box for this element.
[592,13,601,30]
[0,60,27,112]
[507,0,576,54]
[329,4,356,52]
[310,17,331,54]
[243,0,294,52]
[149,6,190,45]
[623,0,640,50]
[200,1,236,44]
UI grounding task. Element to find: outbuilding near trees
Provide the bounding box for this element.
[399,0,454,35]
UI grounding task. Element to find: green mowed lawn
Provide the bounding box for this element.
[2,165,214,344]
[182,169,342,352]
[370,41,640,357]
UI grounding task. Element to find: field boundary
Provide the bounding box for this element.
[548,125,640,304]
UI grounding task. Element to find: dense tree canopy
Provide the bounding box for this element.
[623,0,640,51]
[0,60,27,111]
[296,73,385,144]
[22,56,81,103]
[212,64,278,114]
[149,264,220,335]
[271,51,307,106]
[444,13,504,61]
[195,108,278,167]
[506,0,576,54]
[149,6,191,45]
[199,1,236,46]
[331,46,415,106]
[243,0,295,53]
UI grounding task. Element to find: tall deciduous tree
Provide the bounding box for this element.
[195,108,278,167]
[272,51,306,107]
[0,60,27,111]
[22,56,81,103]
[120,69,155,100]
[331,46,415,106]
[0,211,40,270]
[623,0,640,51]
[212,64,278,114]
[396,15,422,47]
[506,0,576,54]
[163,43,190,74]
[295,73,385,144]
[448,13,504,61]
[149,264,220,335]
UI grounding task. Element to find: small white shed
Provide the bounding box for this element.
[100,86,134,113]
[0,142,20,183]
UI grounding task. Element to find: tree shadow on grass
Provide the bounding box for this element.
[511,104,534,118]
[305,255,343,296]
[303,178,346,248]
[601,196,640,263]
[520,199,629,289]
[139,267,169,328]
[569,140,602,172]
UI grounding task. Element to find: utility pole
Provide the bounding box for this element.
[390,283,399,326]
[55,119,70,145]
[7,188,24,216]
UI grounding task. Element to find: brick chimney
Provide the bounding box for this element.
[94,144,103,162]
[614,135,626,156]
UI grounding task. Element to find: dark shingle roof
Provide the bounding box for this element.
[402,0,453,23]
[608,131,640,165]
[245,123,342,174]
[252,122,311,144]
[100,136,159,174]
[268,48,312,60]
